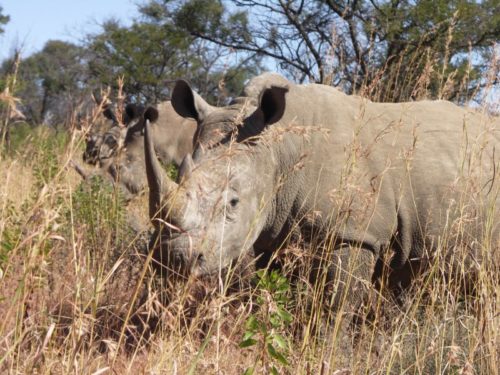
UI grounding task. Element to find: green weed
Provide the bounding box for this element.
[240,270,293,375]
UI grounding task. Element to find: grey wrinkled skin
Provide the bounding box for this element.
[81,101,196,197]
[147,73,499,309]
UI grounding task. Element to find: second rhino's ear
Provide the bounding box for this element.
[258,86,288,125]
[237,86,289,143]
[171,79,212,121]
[125,103,143,122]
[102,105,117,122]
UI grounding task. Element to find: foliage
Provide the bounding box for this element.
[0,205,21,269]
[0,40,92,126]
[162,161,179,181]
[0,50,22,153]
[87,19,188,104]
[71,175,127,243]
[180,0,500,102]
[5,121,32,152]
[86,1,261,105]
[1,124,70,187]
[240,270,293,374]
[0,6,9,34]
[25,127,69,188]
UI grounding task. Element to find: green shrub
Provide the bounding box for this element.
[161,160,179,181]
[240,269,293,375]
[30,128,68,187]
[7,125,69,187]
[70,175,126,243]
[6,122,32,153]
[0,205,21,269]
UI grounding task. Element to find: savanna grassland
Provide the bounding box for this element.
[0,91,498,375]
[0,1,499,370]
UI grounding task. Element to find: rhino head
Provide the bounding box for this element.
[83,102,144,165]
[145,80,289,277]
[82,94,118,165]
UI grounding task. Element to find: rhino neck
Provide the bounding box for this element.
[254,133,309,249]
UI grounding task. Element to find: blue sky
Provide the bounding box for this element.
[0,0,137,60]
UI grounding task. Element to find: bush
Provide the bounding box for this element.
[70,174,127,243]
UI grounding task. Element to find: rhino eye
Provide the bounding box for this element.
[229,197,239,208]
[105,137,117,147]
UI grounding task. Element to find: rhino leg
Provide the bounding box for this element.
[70,159,90,180]
[311,245,376,316]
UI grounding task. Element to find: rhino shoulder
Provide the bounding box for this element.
[243,72,291,99]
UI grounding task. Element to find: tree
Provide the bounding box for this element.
[0,6,9,34]
[1,40,92,126]
[87,19,186,104]
[0,51,22,151]
[86,1,261,105]
[176,0,499,103]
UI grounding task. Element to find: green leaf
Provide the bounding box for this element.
[270,366,279,375]
[246,315,259,331]
[267,343,288,365]
[243,367,254,375]
[270,315,280,328]
[276,308,293,324]
[239,338,257,348]
[274,334,288,350]
[242,331,255,341]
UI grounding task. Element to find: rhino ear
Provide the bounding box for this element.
[91,90,103,105]
[102,104,117,121]
[258,86,288,125]
[171,80,212,121]
[125,103,142,121]
[236,86,288,143]
[144,106,159,123]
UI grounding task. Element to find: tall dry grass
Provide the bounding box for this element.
[0,43,498,375]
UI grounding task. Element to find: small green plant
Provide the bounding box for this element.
[31,129,68,187]
[0,205,21,268]
[8,126,69,188]
[161,160,179,181]
[6,122,31,153]
[70,175,126,242]
[240,269,293,375]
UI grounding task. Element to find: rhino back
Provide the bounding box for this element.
[263,83,499,267]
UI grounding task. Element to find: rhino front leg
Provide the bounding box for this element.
[70,159,90,179]
[311,245,376,317]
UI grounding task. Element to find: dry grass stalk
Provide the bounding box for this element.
[0,44,498,374]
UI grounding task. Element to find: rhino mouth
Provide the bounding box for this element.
[83,148,99,165]
[150,232,209,277]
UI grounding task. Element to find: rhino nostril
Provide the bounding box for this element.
[196,253,205,265]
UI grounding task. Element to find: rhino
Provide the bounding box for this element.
[145,73,499,310]
[81,98,126,165]
[82,101,158,168]
[77,100,197,197]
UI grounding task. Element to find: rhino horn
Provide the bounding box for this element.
[70,159,89,180]
[179,153,194,180]
[144,107,180,224]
